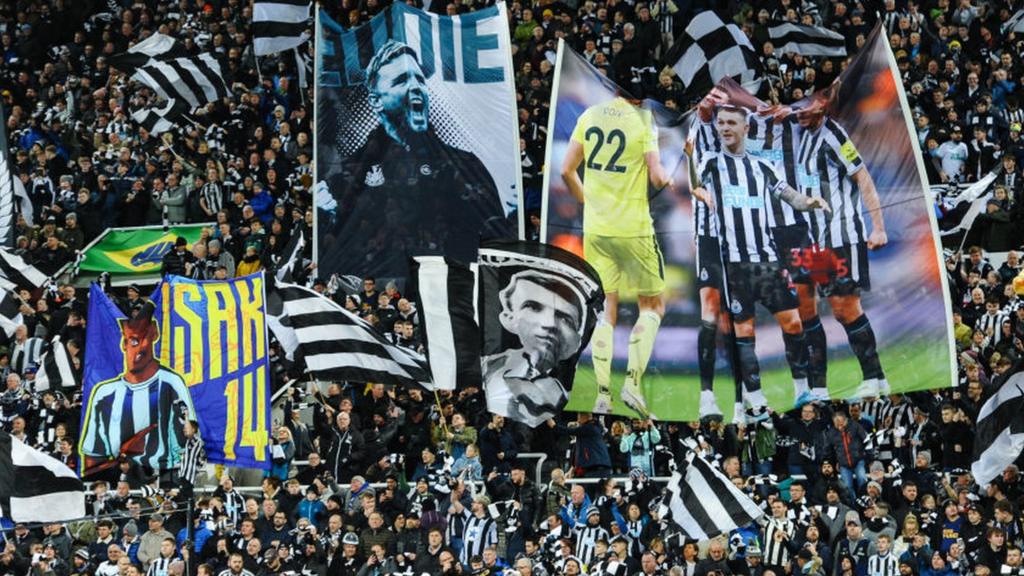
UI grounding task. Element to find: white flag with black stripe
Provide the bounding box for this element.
[253,0,311,56]
[275,229,305,283]
[0,290,23,338]
[768,22,847,57]
[110,33,229,110]
[663,11,763,97]
[406,256,480,391]
[972,371,1024,488]
[33,336,77,393]
[0,430,85,522]
[664,452,763,540]
[274,282,434,388]
[131,99,189,135]
[0,248,48,290]
[1003,10,1024,34]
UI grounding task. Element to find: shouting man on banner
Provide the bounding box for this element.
[560,95,674,418]
[321,39,511,274]
[79,301,197,474]
[482,270,585,426]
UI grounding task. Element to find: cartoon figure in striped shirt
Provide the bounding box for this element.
[79,301,196,474]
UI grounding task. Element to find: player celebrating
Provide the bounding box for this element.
[791,89,889,398]
[692,88,746,420]
[560,95,674,418]
[692,105,830,412]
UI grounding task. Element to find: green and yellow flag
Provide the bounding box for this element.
[79,225,208,275]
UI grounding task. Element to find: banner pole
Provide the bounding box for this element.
[538,40,566,244]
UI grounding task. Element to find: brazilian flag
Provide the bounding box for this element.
[79,225,209,275]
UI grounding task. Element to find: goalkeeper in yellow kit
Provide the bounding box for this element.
[560,96,674,418]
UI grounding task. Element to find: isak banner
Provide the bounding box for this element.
[543,27,952,422]
[79,274,271,474]
[79,225,209,275]
[315,2,520,278]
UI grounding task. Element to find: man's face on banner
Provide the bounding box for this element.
[715,107,747,150]
[369,51,430,137]
[122,320,158,376]
[501,277,582,371]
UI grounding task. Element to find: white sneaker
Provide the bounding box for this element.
[699,389,722,418]
[877,378,891,396]
[593,392,614,414]
[853,378,879,400]
[744,389,769,410]
[731,402,745,426]
[621,371,654,419]
[793,377,810,398]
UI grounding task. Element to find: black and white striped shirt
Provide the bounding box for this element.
[12,337,44,375]
[146,556,174,576]
[699,151,788,263]
[868,551,899,576]
[220,489,247,524]
[977,311,1010,340]
[200,182,225,215]
[762,517,796,568]
[796,118,867,248]
[178,436,206,485]
[459,511,496,565]
[693,121,718,239]
[574,524,609,567]
[748,114,807,229]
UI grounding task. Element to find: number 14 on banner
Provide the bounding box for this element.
[223,369,268,461]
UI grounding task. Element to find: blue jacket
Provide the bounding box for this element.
[175,524,212,554]
[565,421,611,472]
[560,494,593,528]
[296,499,325,524]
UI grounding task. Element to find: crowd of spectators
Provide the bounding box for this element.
[0,1,1023,576]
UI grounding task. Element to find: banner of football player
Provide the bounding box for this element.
[315,2,521,278]
[542,29,952,422]
[477,239,604,427]
[79,275,272,474]
[78,225,209,275]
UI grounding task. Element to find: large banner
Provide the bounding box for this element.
[79,274,271,474]
[544,30,952,422]
[315,3,521,278]
[79,225,209,275]
[478,240,603,427]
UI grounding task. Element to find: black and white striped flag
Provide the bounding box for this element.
[0,430,85,522]
[663,452,763,540]
[0,106,33,243]
[0,248,47,290]
[275,282,434,388]
[0,290,22,339]
[663,11,763,98]
[972,371,1024,488]
[768,22,847,57]
[33,336,77,393]
[275,230,306,283]
[253,0,311,56]
[406,256,480,391]
[1003,10,1024,35]
[131,99,189,135]
[110,32,229,110]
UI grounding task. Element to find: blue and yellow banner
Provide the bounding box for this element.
[79,274,271,474]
